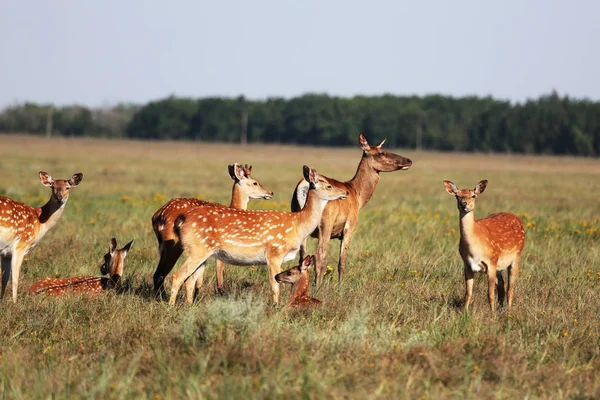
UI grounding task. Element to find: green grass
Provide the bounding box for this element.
[1,134,599,399]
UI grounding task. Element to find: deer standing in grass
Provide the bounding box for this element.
[29,237,133,296]
[151,164,273,298]
[171,166,348,305]
[0,171,83,302]
[291,133,412,286]
[443,180,525,314]
[275,255,321,308]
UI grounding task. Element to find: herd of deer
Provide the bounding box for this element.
[0,133,525,314]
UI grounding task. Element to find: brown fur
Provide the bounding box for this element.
[151,163,273,298]
[0,171,83,302]
[275,255,321,308]
[291,133,412,286]
[29,238,133,296]
[170,166,348,305]
[443,179,525,314]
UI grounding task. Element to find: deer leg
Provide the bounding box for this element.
[464,264,474,311]
[266,254,284,305]
[215,259,226,295]
[487,265,498,316]
[496,271,506,309]
[153,240,183,300]
[315,223,333,287]
[298,237,308,263]
[1,256,11,300]
[184,263,206,304]
[507,255,520,310]
[337,220,356,285]
[169,253,209,305]
[10,250,25,303]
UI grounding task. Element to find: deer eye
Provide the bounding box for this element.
[327,185,333,189]
[253,182,258,186]
[472,195,476,198]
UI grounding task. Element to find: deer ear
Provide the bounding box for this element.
[233,163,247,181]
[309,168,319,185]
[302,165,311,182]
[358,133,370,151]
[302,255,313,268]
[39,171,54,187]
[109,237,118,254]
[69,173,83,187]
[376,138,387,149]
[443,180,458,195]
[474,180,488,195]
[121,239,134,253]
[245,164,253,176]
[228,164,236,180]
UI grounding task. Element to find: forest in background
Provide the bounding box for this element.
[1,91,599,156]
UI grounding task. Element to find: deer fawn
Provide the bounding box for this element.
[29,237,134,296]
[291,133,412,286]
[151,163,273,298]
[0,171,83,302]
[275,255,321,308]
[443,180,525,314]
[171,166,348,305]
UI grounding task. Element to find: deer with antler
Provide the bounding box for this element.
[171,166,348,305]
[30,237,133,296]
[151,163,273,298]
[0,171,83,302]
[443,179,525,314]
[275,255,321,308]
[291,133,412,286]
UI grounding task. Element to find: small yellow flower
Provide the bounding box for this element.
[562,331,568,337]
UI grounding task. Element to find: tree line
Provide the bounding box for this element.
[1,92,599,156]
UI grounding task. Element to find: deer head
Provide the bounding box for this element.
[358,133,412,172]
[100,237,134,283]
[228,163,273,200]
[275,255,314,285]
[303,165,348,201]
[39,171,83,204]
[443,179,488,214]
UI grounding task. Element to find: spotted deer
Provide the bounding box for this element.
[151,163,273,298]
[443,180,525,314]
[0,171,83,302]
[171,166,348,305]
[275,255,321,308]
[29,237,133,296]
[291,133,412,286]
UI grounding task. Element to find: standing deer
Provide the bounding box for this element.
[275,255,321,308]
[151,163,273,298]
[291,133,412,286]
[0,171,83,302]
[443,180,525,314]
[171,166,348,305]
[29,237,133,296]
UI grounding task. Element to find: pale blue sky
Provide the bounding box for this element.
[0,0,598,107]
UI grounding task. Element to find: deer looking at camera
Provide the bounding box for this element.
[275,255,321,308]
[171,166,348,305]
[443,180,525,314]
[29,237,133,296]
[151,164,273,298]
[0,171,83,302]
[291,133,412,286]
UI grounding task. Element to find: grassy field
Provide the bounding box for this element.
[0,133,599,399]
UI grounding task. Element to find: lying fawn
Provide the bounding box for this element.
[443,180,525,314]
[1,171,83,302]
[29,238,134,296]
[171,166,348,305]
[275,255,321,308]
[151,163,273,298]
[291,133,412,286]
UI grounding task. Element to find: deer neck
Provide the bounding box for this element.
[349,156,380,209]
[229,182,249,210]
[38,196,67,233]
[290,272,310,300]
[296,188,328,238]
[459,210,477,245]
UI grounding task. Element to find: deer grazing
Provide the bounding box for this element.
[275,255,321,308]
[171,166,348,305]
[0,171,83,302]
[443,180,525,314]
[291,133,412,286]
[29,237,133,296]
[151,163,273,298]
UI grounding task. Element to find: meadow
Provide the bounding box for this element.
[0,133,599,399]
